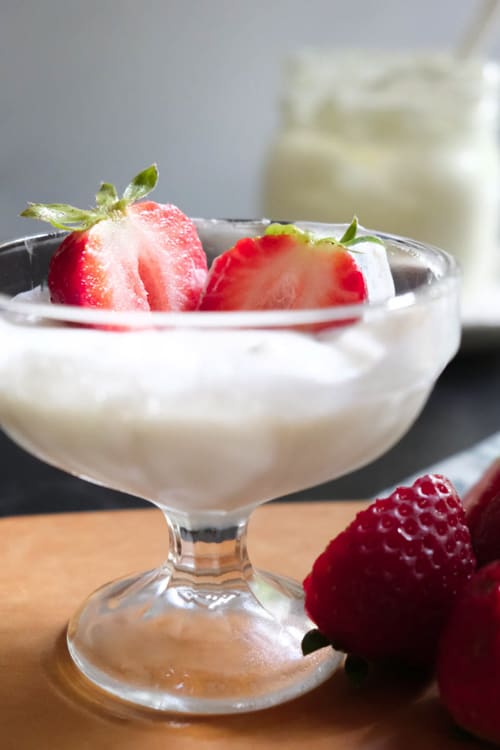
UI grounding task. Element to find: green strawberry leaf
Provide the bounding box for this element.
[339,216,358,244]
[20,203,101,231]
[122,163,158,203]
[344,653,370,686]
[265,218,384,250]
[265,223,310,242]
[96,182,118,208]
[339,216,384,248]
[343,235,385,248]
[21,163,161,231]
[301,628,333,656]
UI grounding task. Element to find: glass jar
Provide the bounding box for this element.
[262,52,500,299]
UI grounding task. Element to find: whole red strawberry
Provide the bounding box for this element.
[437,561,500,744]
[464,458,500,567]
[303,475,476,668]
[21,164,207,312]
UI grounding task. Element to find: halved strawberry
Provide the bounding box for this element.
[198,220,375,313]
[21,165,207,312]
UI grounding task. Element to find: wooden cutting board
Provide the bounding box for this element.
[0,502,487,749]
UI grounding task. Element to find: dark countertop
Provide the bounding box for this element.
[1,347,499,517]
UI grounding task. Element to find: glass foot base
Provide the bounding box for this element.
[66,566,341,714]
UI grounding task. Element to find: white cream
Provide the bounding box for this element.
[0,291,458,524]
[263,52,500,299]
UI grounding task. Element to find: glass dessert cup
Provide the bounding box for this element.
[0,220,460,715]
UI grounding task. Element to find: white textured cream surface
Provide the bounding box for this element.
[0,290,458,522]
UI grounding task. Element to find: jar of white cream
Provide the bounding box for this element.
[262,52,500,299]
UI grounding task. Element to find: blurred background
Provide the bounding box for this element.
[0,0,493,240]
[1,0,500,515]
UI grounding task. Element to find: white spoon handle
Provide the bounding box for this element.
[457,0,500,58]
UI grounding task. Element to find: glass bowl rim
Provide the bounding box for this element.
[0,222,460,329]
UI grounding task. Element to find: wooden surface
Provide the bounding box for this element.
[0,502,488,749]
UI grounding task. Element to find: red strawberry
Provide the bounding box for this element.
[437,561,500,744]
[463,458,500,567]
[303,475,476,668]
[21,165,207,312]
[198,220,371,313]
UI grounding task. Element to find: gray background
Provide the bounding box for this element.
[0,0,494,241]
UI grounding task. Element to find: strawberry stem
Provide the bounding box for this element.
[264,216,384,251]
[96,182,118,208]
[20,163,159,232]
[344,653,370,686]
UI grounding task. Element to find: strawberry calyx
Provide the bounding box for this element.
[302,632,371,685]
[20,163,159,232]
[265,216,384,250]
[301,628,334,656]
[344,654,371,686]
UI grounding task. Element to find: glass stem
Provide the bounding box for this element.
[163,510,253,586]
